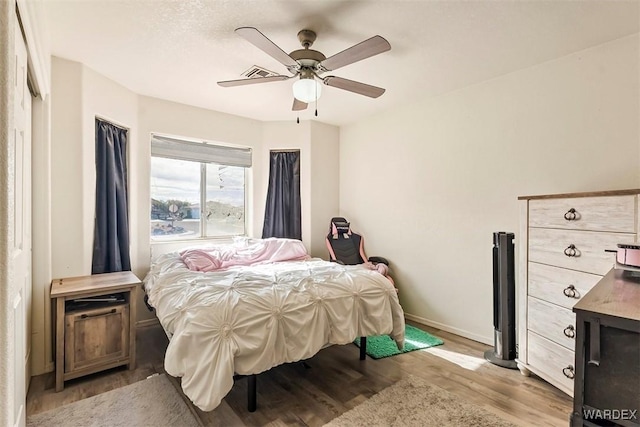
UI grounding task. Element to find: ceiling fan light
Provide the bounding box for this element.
[292,78,322,103]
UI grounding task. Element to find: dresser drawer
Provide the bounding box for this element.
[528,228,630,275]
[528,296,575,350]
[528,331,575,394]
[529,195,637,232]
[528,262,601,310]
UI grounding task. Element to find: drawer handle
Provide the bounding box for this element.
[80,308,117,319]
[564,244,578,257]
[563,285,578,298]
[563,325,575,338]
[563,208,578,221]
[562,365,575,379]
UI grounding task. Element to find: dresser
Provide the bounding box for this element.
[517,189,640,396]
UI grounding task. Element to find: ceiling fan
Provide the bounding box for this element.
[217,27,391,111]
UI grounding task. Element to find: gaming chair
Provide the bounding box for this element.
[325,217,388,266]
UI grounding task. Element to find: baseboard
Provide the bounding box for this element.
[404,313,493,346]
[136,317,160,328]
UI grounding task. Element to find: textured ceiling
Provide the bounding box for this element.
[42,0,640,126]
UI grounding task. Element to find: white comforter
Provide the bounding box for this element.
[144,251,405,411]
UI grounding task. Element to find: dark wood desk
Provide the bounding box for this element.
[571,268,640,427]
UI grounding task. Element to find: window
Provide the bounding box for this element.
[150,134,251,241]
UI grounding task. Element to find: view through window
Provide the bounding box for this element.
[150,136,249,241]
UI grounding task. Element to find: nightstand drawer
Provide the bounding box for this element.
[529,195,636,232]
[64,304,130,373]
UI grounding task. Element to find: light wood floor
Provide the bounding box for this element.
[27,321,572,426]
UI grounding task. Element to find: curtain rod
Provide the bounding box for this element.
[95,115,130,131]
[270,149,301,153]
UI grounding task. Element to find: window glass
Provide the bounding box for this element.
[150,157,202,240]
[205,164,245,236]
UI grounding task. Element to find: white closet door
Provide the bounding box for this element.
[11,14,32,427]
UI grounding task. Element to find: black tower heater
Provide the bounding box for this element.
[484,231,518,369]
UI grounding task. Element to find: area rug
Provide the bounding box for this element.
[354,324,444,359]
[324,374,517,427]
[27,374,200,427]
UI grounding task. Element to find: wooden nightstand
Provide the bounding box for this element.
[50,271,141,391]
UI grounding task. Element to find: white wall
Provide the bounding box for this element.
[30,93,52,376]
[50,58,84,278]
[310,121,340,258]
[339,34,640,344]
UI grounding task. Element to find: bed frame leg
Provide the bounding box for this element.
[248,374,257,412]
[245,337,365,412]
[360,337,367,360]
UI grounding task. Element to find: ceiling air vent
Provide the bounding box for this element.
[241,65,279,78]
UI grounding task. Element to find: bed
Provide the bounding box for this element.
[144,237,405,412]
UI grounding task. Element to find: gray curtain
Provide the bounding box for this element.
[92,119,131,274]
[262,151,301,240]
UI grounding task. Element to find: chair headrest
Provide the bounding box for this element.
[332,221,350,235]
[330,217,352,238]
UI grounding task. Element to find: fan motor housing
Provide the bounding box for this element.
[289,49,326,67]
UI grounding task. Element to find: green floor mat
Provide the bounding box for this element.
[354,324,444,359]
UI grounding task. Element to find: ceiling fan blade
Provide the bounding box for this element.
[323,76,386,98]
[292,98,308,111]
[217,75,290,87]
[319,35,391,72]
[235,27,299,69]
